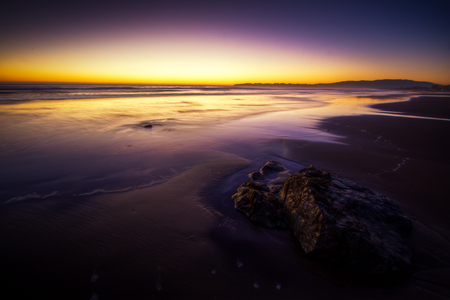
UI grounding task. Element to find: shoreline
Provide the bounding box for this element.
[270,96,450,296]
[371,96,450,119]
[279,97,450,229]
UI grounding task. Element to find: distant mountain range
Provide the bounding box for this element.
[235,79,443,89]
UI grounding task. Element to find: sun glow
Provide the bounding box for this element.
[1,28,449,85]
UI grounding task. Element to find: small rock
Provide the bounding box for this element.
[143,124,153,128]
[248,171,264,180]
[260,161,286,177]
[232,181,288,229]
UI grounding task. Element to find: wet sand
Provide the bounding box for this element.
[278,96,450,298]
[281,96,450,228]
[1,96,450,299]
[372,96,450,119]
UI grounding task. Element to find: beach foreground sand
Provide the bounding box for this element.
[1,96,449,299]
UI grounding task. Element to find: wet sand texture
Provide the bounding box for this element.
[372,96,450,119]
[279,96,450,297]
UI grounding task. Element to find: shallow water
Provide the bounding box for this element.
[0,85,412,204]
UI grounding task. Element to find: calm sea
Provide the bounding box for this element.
[0,84,410,205]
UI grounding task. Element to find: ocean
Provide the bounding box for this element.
[0,84,404,205]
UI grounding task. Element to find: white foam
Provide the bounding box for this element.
[392,158,409,172]
[41,191,60,199]
[79,189,107,196]
[3,193,41,205]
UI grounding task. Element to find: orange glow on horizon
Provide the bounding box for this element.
[1,31,449,85]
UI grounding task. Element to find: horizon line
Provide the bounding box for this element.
[0,78,447,86]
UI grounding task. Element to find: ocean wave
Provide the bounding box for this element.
[0,84,312,102]
[2,177,172,205]
[3,191,60,205]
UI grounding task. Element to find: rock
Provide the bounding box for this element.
[232,163,413,278]
[232,181,288,229]
[143,124,153,128]
[260,161,285,177]
[268,184,283,194]
[279,166,412,277]
[248,171,264,180]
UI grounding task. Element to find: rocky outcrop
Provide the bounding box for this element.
[233,181,288,229]
[233,163,412,277]
[279,166,412,276]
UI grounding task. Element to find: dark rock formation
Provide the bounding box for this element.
[233,163,412,278]
[259,161,286,177]
[279,166,412,276]
[143,124,153,128]
[248,171,264,180]
[233,181,288,229]
[268,184,283,194]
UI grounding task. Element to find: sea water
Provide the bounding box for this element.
[0,84,411,205]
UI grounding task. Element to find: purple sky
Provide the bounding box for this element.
[1,0,449,84]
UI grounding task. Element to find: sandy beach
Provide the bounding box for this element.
[1,92,449,299]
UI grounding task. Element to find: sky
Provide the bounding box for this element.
[1,0,449,85]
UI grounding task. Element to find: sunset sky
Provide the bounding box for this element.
[1,0,449,85]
